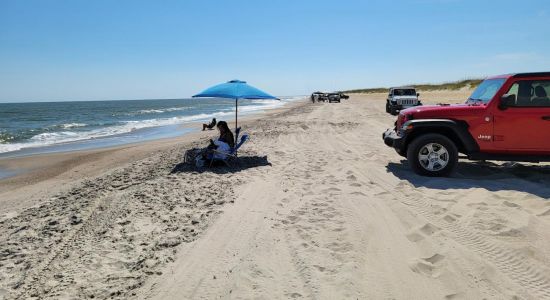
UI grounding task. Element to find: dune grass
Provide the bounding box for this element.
[344,79,483,94]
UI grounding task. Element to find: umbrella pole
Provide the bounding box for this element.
[235,98,238,150]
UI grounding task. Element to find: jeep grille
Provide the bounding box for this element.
[398,99,417,105]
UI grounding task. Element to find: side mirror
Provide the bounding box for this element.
[499,94,516,110]
[416,93,420,97]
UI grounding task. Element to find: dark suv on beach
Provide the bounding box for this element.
[327,93,341,103]
[383,72,550,176]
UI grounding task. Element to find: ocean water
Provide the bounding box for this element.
[0,96,302,157]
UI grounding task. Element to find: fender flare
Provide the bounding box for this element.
[401,119,479,153]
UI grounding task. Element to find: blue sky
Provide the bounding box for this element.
[1,0,549,102]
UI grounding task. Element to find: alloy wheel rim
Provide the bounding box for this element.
[418,143,449,171]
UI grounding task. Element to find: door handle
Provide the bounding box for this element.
[542,116,550,121]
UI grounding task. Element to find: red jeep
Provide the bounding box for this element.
[383,72,550,176]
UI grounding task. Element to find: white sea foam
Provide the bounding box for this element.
[134,107,191,115]
[138,109,165,114]
[238,96,305,113]
[0,143,26,154]
[60,123,87,129]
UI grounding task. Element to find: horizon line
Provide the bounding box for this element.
[0,95,307,104]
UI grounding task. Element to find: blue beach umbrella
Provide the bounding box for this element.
[193,80,279,142]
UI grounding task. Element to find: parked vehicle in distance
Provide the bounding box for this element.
[339,92,350,100]
[311,92,346,103]
[327,93,341,103]
[311,92,320,103]
[386,87,422,115]
[311,92,328,102]
[383,72,550,176]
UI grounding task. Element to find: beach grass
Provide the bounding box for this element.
[344,78,483,94]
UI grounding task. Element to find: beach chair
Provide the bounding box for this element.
[209,134,249,167]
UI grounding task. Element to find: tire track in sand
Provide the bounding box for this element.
[364,165,550,299]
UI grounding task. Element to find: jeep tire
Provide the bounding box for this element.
[406,133,458,177]
[390,106,398,115]
[386,101,390,113]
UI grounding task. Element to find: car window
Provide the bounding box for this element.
[393,89,416,96]
[467,78,506,104]
[505,80,550,107]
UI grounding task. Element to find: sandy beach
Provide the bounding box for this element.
[2,90,550,299]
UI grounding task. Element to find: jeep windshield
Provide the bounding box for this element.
[467,78,506,104]
[393,89,416,96]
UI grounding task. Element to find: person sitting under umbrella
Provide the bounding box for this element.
[202,121,235,161]
[212,121,235,149]
[202,118,217,131]
[185,121,234,167]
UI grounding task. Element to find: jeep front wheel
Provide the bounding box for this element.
[406,134,458,177]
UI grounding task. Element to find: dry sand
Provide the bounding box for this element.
[2,91,550,299]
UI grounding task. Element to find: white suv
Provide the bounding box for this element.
[386,87,422,115]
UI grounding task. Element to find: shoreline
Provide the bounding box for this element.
[0,125,195,160]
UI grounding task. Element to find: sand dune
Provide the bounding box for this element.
[2,92,550,299]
